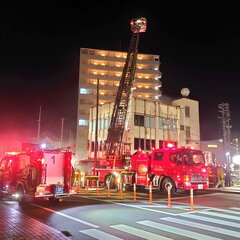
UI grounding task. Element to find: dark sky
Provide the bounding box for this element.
[1,0,240,145]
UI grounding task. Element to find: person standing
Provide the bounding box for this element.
[225,167,232,187]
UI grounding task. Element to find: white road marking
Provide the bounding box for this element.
[163,217,240,238]
[111,224,173,240]
[201,210,240,221]
[31,203,98,228]
[138,220,220,240]
[180,213,240,228]
[212,208,240,215]
[80,229,123,240]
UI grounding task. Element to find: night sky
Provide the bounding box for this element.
[1,1,240,148]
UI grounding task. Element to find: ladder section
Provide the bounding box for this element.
[105,18,147,165]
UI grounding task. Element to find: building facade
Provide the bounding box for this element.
[88,96,200,159]
[77,48,162,160]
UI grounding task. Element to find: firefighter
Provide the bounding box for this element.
[225,167,232,187]
[208,163,217,188]
[216,164,225,188]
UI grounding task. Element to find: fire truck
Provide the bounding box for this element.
[91,17,209,193]
[130,145,209,193]
[0,144,74,202]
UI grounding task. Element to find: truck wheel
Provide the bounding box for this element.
[104,175,116,189]
[16,186,26,203]
[161,178,176,194]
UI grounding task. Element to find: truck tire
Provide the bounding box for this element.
[104,174,116,189]
[16,185,26,203]
[161,177,176,194]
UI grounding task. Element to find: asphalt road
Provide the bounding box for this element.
[3,190,240,240]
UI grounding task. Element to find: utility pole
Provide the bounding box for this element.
[37,106,41,142]
[218,102,232,165]
[60,117,66,147]
[94,78,99,175]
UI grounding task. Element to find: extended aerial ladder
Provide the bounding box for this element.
[105,18,147,168]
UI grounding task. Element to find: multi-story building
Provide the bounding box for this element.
[77,48,162,160]
[88,95,200,159]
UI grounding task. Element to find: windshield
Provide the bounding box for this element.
[0,159,7,170]
[0,158,13,170]
[183,151,205,166]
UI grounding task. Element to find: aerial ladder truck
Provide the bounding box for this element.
[93,17,147,188]
[90,18,208,193]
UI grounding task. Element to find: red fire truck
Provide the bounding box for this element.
[0,144,74,202]
[130,145,209,193]
[96,144,209,194]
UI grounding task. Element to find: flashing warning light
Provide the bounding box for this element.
[138,164,148,175]
[184,175,190,183]
[202,168,207,173]
[167,143,175,148]
[130,17,147,33]
[5,151,21,156]
[41,143,47,149]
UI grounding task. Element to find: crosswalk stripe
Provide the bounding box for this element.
[80,229,123,240]
[212,208,240,215]
[138,220,219,240]
[229,207,240,210]
[181,213,240,228]
[163,217,240,238]
[111,224,173,240]
[202,210,240,221]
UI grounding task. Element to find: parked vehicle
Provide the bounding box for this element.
[0,143,74,202]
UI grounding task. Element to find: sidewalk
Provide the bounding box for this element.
[0,202,70,240]
[206,185,240,194]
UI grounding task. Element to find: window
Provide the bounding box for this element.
[79,119,89,126]
[185,106,190,117]
[186,126,191,138]
[160,117,175,129]
[183,152,192,166]
[134,114,144,126]
[146,139,156,150]
[159,117,165,129]
[180,125,184,130]
[145,116,155,128]
[134,138,144,150]
[154,152,164,160]
[159,140,164,148]
[170,152,182,164]
[172,119,177,131]
[80,88,91,95]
